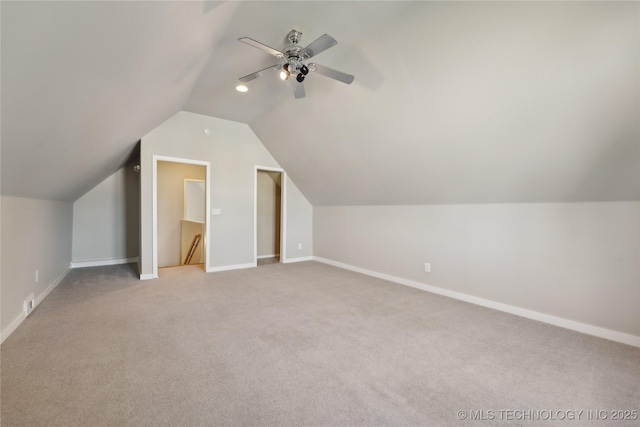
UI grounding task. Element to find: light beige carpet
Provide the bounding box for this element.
[257,257,279,266]
[1,262,638,426]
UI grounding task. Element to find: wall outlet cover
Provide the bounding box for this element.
[24,292,35,316]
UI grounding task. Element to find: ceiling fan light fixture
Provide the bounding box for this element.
[235,85,248,92]
[296,73,305,83]
[300,65,309,76]
[280,64,291,80]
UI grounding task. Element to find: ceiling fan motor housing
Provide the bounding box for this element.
[287,29,302,45]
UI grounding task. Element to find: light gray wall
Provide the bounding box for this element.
[314,202,640,336]
[157,161,205,267]
[1,196,73,331]
[72,165,139,262]
[140,111,313,275]
[286,179,313,260]
[257,171,280,257]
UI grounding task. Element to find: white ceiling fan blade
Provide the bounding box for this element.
[301,34,337,59]
[293,81,306,99]
[238,37,284,58]
[239,64,281,82]
[310,63,355,84]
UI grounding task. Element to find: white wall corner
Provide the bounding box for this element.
[312,257,640,348]
[139,273,156,281]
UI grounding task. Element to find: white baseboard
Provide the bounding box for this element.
[312,256,640,348]
[1,266,70,345]
[282,256,313,264]
[71,257,138,268]
[139,273,157,280]
[206,262,256,273]
[257,254,279,259]
[1,312,26,345]
[35,266,70,306]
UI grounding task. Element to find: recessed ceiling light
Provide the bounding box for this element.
[236,85,248,92]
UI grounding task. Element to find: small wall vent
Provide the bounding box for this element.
[23,292,35,317]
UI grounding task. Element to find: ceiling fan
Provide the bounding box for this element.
[238,29,354,99]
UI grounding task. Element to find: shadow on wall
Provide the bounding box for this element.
[577,133,640,201]
[125,142,141,270]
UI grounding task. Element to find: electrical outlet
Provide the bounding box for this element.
[298,243,302,250]
[35,270,39,282]
[424,263,431,273]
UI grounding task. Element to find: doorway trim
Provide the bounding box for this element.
[153,155,211,278]
[254,165,287,265]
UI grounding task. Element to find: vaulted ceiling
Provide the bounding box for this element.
[2,1,638,204]
[1,0,241,201]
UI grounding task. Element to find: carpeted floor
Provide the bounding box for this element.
[1,262,638,426]
[257,257,279,266]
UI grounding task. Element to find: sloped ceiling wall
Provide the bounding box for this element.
[249,1,639,205]
[2,1,638,205]
[1,0,240,201]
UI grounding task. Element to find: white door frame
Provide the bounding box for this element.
[153,155,211,277]
[254,166,286,264]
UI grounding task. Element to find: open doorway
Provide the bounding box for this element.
[254,166,286,266]
[153,156,211,277]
